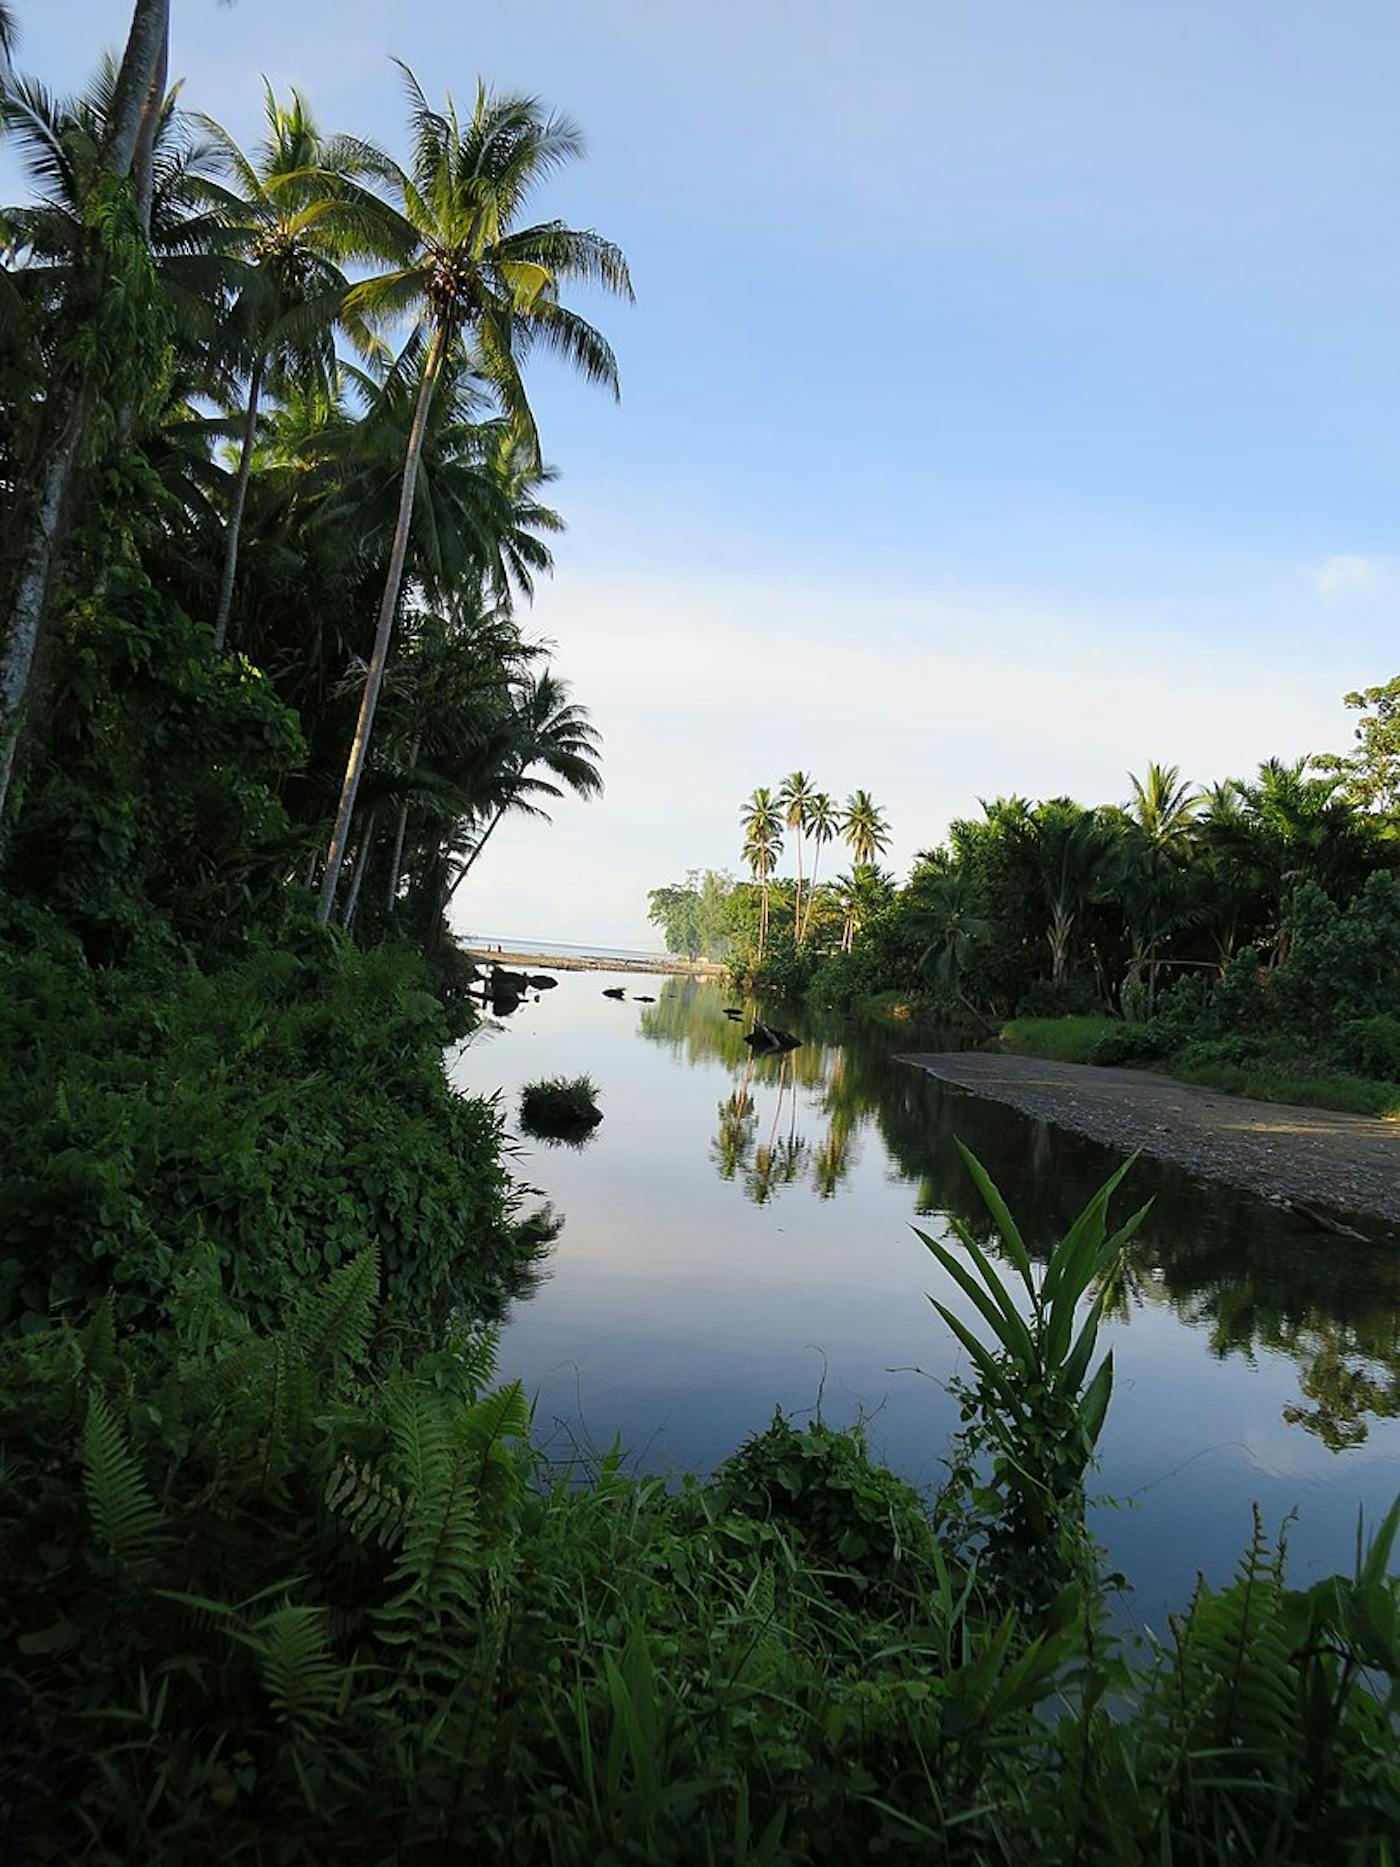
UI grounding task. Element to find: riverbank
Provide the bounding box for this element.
[466,945,724,977]
[903,1051,1400,1228]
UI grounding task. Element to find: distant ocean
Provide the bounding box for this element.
[463,934,672,964]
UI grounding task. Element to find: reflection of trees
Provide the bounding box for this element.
[640,977,1400,1451]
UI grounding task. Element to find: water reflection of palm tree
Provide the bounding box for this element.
[813,1109,855,1198]
[711,1090,757,1181]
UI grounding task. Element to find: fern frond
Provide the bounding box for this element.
[240,1601,346,1739]
[81,1392,164,1566]
[287,1243,380,1374]
[375,1381,482,1665]
[77,1296,117,1385]
[325,1454,407,1550]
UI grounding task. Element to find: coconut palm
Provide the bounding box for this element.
[912,870,992,1019]
[1027,800,1111,984]
[442,668,602,912]
[741,787,783,961]
[0,62,216,818]
[799,790,838,942]
[776,770,816,943]
[841,789,892,869]
[191,86,395,650]
[315,65,631,924]
[1107,764,1202,1014]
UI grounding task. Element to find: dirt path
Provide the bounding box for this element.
[902,1053,1400,1227]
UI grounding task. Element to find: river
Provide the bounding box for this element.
[449,970,1400,1624]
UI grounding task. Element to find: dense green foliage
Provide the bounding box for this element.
[5,1161,1400,1862]
[0,927,535,1334]
[4,6,1400,1857]
[660,739,1400,1107]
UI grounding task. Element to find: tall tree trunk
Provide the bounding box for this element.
[104,0,170,183]
[801,843,823,942]
[131,19,168,236]
[792,831,804,946]
[384,728,421,915]
[341,808,377,932]
[317,323,448,925]
[2,0,170,825]
[443,802,507,909]
[0,393,86,824]
[212,353,265,652]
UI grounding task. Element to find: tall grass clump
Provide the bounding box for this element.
[520,1072,603,1138]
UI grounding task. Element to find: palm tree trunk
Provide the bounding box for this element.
[212,353,265,653]
[444,801,508,907]
[793,833,805,946]
[131,17,168,236]
[104,0,170,183]
[801,844,823,942]
[341,808,377,932]
[317,322,448,925]
[0,391,86,825]
[384,728,421,915]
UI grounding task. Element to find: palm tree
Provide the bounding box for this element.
[1027,800,1110,984]
[741,787,783,961]
[776,770,815,943]
[1109,763,1202,1014]
[315,66,631,925]
[799,790,838,942]
[442,669,602,909]
[379,601,538,916]
[0,62,212,820]
[1,0,173,819]
[912,871,992,1021]
[842,789,892,868]
[833,862,894,952]
[192,85,393,650]
[1127,761,1201,852]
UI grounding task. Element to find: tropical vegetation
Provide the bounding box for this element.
[3,3,1399,1858]
[652,733,1400,1112]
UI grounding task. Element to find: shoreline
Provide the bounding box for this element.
[902,1051,1400,1229]
[465,945,725,978]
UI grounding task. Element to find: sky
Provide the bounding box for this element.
[14,1,1400,945]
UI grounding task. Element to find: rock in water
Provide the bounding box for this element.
[744,1018,801,1053]
[602,986,627,1000]
[529,974,558,989]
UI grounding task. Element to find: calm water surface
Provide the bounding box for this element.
[449,972,1400,1622]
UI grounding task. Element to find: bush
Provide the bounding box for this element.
[712,1410,939,1606]
[1014,977,1104,1019]
[1337,1012,1400,1080]
[1090,1022,1170,1065]
[520,1074,603,1138]
[0,929,533,1333]
[806,947,884,1008]
[730,935,818,999]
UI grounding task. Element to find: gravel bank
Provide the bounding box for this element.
[902,1053,1400,1228]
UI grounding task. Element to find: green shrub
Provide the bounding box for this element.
[1337,1012,1400,1080]
[806,947,884,1008]
[520,1074,603,1137]
[713,1410,939,1605]
[1014,977,1104,1018]
[0,930,533,1333]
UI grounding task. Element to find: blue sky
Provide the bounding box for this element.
[16,1,1400,943]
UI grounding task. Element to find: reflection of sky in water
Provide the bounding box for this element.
[450,973,1400,1623]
